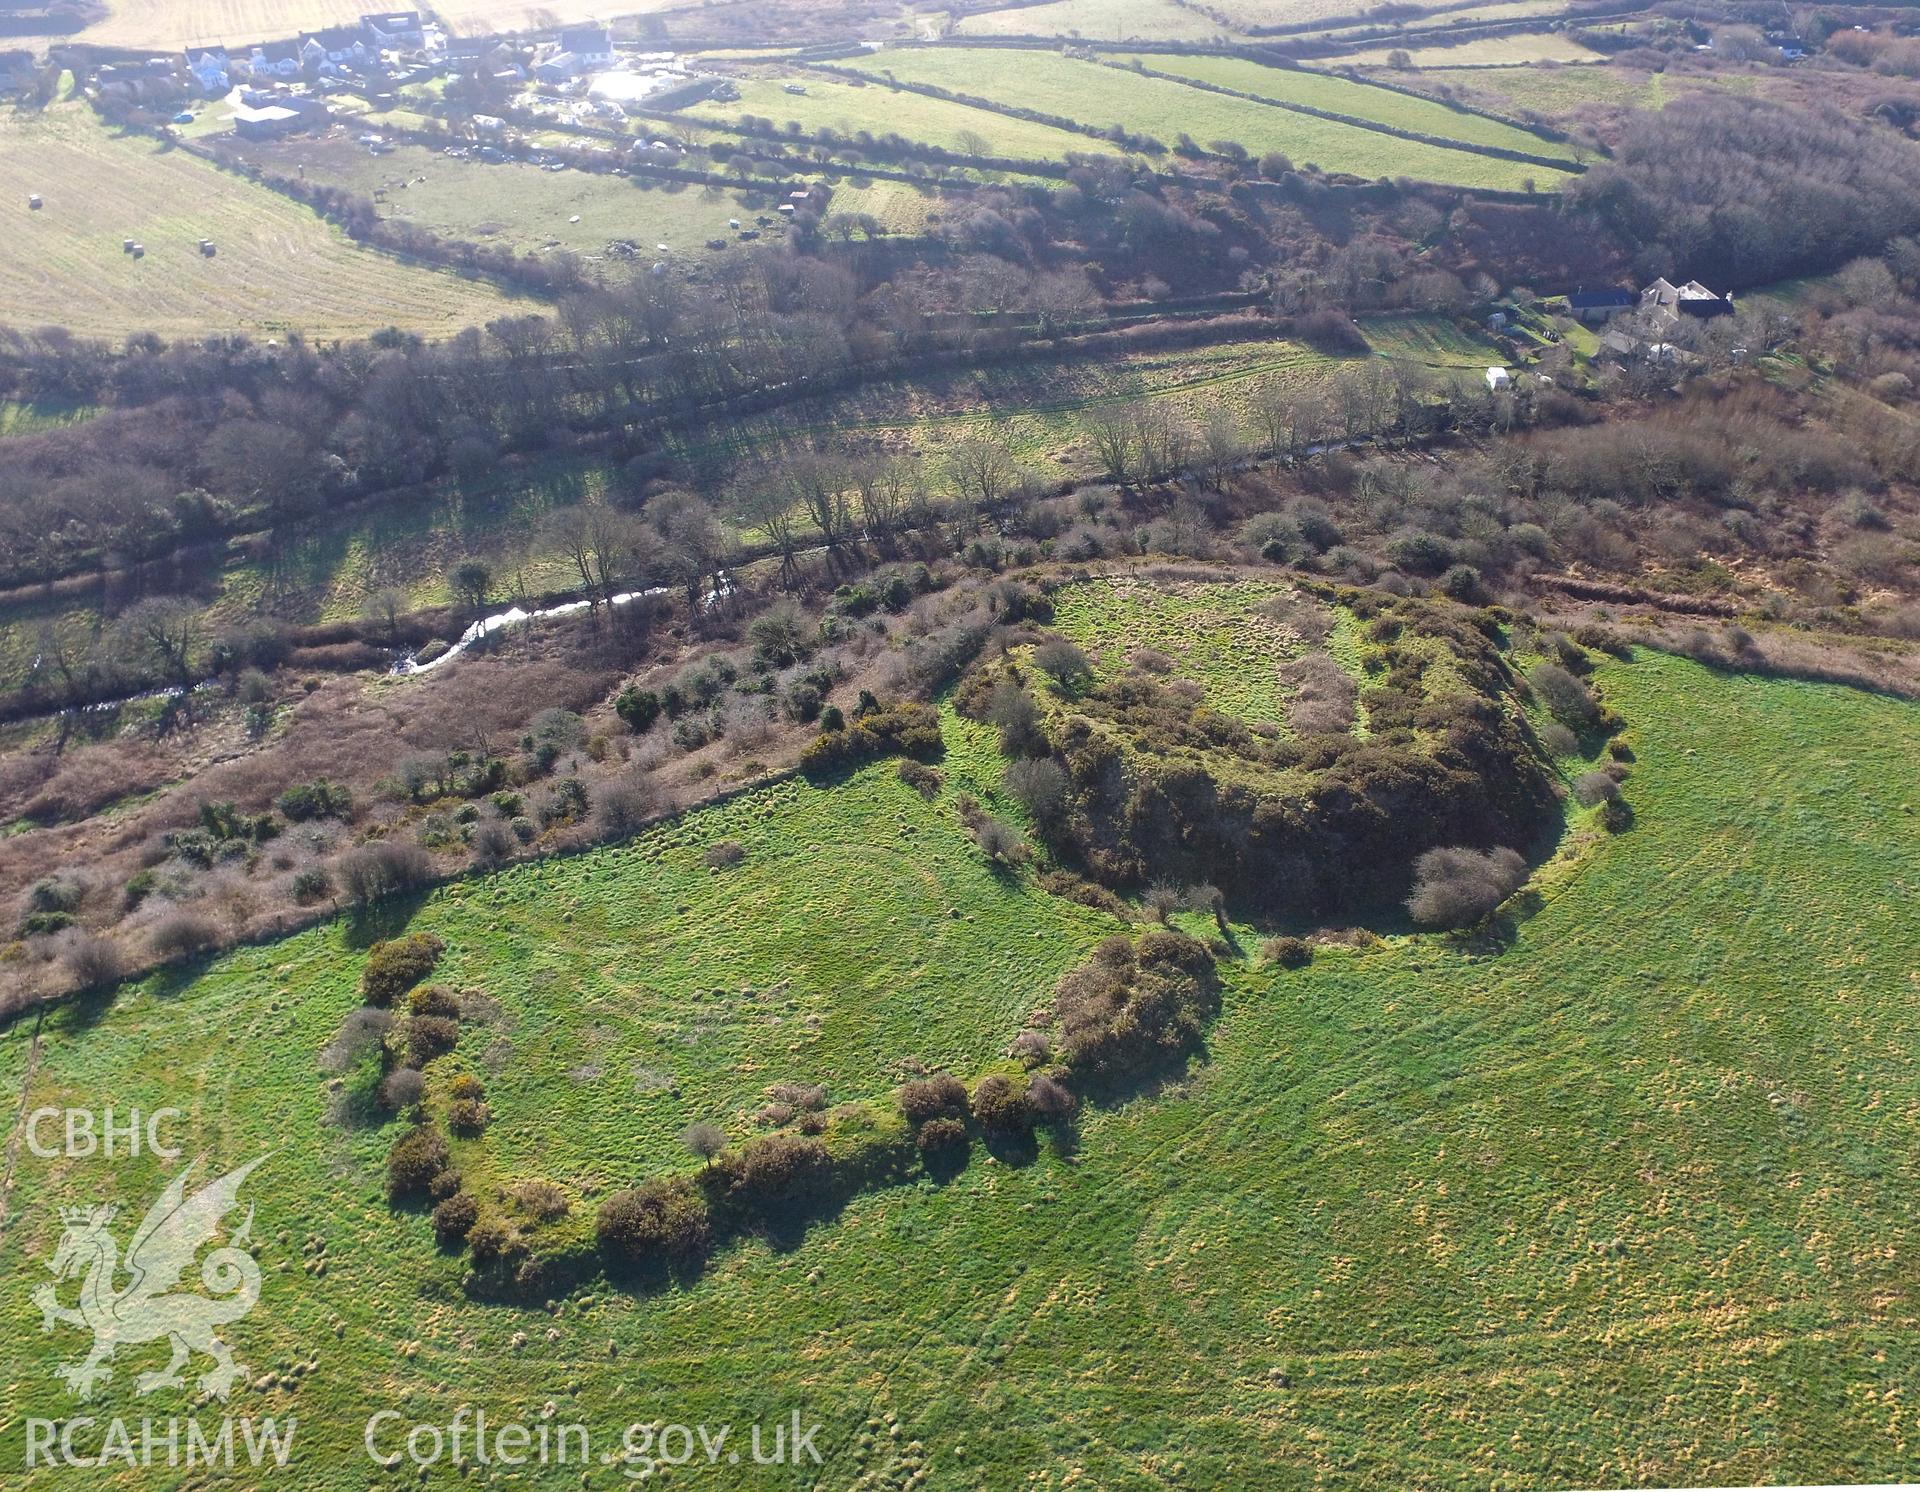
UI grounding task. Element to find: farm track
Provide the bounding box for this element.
[0,1011,46,1246]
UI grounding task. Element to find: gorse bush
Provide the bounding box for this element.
[431,1192,479,1245]
[1261,936,1313,969]
[447,1096,491,1135]
[915,1116,968,1156]
[408,984,460,1019]
[716,1134,834,1210]
[385,1125,449,1202]
[971,1073,1033,1132]
[407,1015,460,1068]
[597,1179,712,1269]
[360,933,445,1007]
[897,760,944,799]
[1054,929,1221,1082]
[277,779,353,822]
[899,1074,969,1125]
[798,700,943,775]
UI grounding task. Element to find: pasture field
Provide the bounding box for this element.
[1336,31,1608,66]
[821,176,947,235]
[844,46,1575,188]
[1410,61,1671,115]
[247,135,806,263]
[1113,50,1586,159]
[0,101,524,340]
[5,646,1920,1487]
[952,0,1236,41]
[682,73,1110,162]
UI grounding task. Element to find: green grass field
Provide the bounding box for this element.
[1113,51,1586,161]
[245,136,812,266]
[5,647,1919,1487]
[683,74,1108,162]
[1303,0,1578,40]
[1336,33,1608,67]
[843,47,1574,189]
[0,99,525,339]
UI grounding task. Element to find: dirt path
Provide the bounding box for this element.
[0,1008,47,1246]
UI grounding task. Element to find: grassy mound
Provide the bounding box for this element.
[967,574,1564,919]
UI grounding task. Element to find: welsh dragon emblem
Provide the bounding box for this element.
[32,1155,268,1401]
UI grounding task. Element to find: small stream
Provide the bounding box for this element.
[391,585,672,675]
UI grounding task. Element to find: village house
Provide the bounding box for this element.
[303,25,371,70]
[186,47,230,92]
[1565,286,1635,324]
[558,24,613,65]
[245,39,303,78]
[361,10,423,47]
[1642,277,1735,323]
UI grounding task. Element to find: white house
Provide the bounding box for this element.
[558,24,613,65]
[361,10,423,46]
[1485,366,1511,392]
[187,48,230,92]
[246,40,303,77]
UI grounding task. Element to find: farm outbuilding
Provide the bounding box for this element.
[1485,366,1510,391]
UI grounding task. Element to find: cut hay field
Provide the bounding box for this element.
[844,46,1575,188]
[5,647,1919,1488]
[952,0,1236,41]
[682,73,1107,162]
[44,0,363,52]
[429,0,672,37]
[0,101,525,339]
[1113,50,1586,160]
